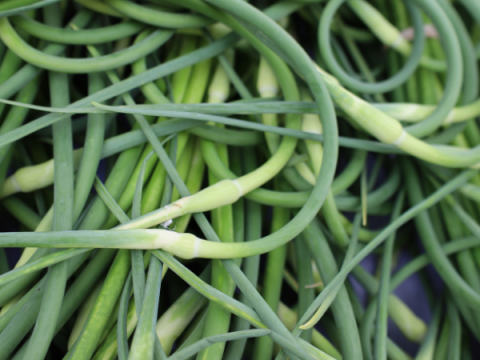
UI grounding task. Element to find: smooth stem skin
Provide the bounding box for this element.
[140,158,167,215]
[73,73,106,222]
[136,3,336,354]
[172,37,198,104]
[253,204,288,360]
[22,7,73,356]
[0,0,56,14]
[170,140,206,234]
[74,0,123,17]
[446,302,461,360]
[277,302,341,360]
[11,17,146,45]
[197,53,234,360]
[170,138,195,203]
[0,47,23,120]
[350,265,427,343]
[403,160,480,309]
[0,10,91,100]
[0,24,232,151]
[0,18,173,74]
[223,147,261,360]
[347,0,445,72]
[161,0,303,195]
[438,0,478,105]
[150,250,321,360]
[101,137,161,229]
[438,201,480,330]
[374,193,404,360]
[93,188,171,360]
[301,219,362,360]
[133,37,194,216]
[433,316,449,360]
[94,299,137,360]
[66,41,152,360]
[155,281,208,355]
[67,250,131,360]
[2,196,41,231]
[129,148,152,341]
[295,235,314,343]
[175,310,208,359]
[360,300,375,360]
[304,113,348,247]
[198,141,236,360]
[0,253,93,360]
[299,92,358,352]
[125,141,175,360]
[415,302,441,360]
[41,3,335,359]
[291,169,475,339]
[111,118,325,359]
[128,257,163,360]
[68,280,104,349]
[73,44,151,231]
[168,330,272,360]
[78,134,145,229]
[338,19,385,102]
[105,0,212,28]
[0,248,50,309]
[257,56,280,153]
[0,77,39,167]
[0,206,54,309]
[0,48,23,86]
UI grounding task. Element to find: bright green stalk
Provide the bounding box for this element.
[299,219,362,358]
[101,141,160,229]
[253,201,288,360]
[172,139,206,233]
[73,73,106,223]
[105,0,211,28]
[0,77,39,167]
[374,193,404,360]
[22,7,73,356]
[0,17,173,73]
[93,299,137,360]
[403,162,480,309]
[73,0,123,16]
[128,256,163,360]
[446,302,461,360]
[257,56,280,153]
[11,16,145,45]
[223,147,259,360]
[415,303,441,360]
[156,285,208,355]
[68,280,104,349]
[170,138,195,203]
[68,250,131,360]
[433,317,450,360]
[198,58,235,360]
[0,33,235,150]
[301,91,349,247]
[172,36,197,104]
[347,0,444,71]
[0,249,115,360]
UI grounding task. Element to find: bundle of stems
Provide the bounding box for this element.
[0,0,480,359]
